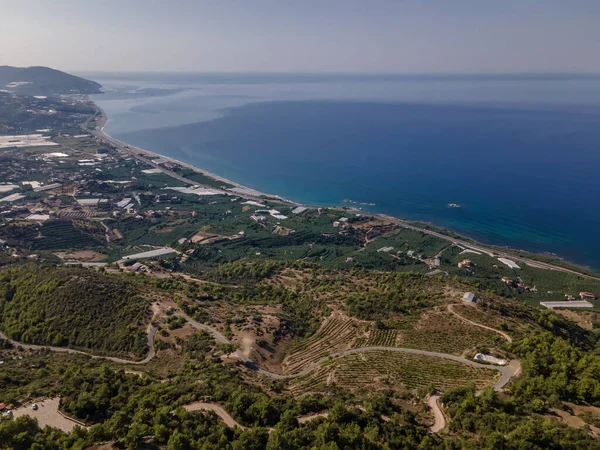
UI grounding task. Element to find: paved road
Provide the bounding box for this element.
[176,313,516,386]
[381,215,600,281]
[247,345,517,389]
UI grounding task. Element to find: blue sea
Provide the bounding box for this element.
[84,73,600,270]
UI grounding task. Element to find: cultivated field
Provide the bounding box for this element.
[283,313,361,374]
[282,305,501,375]
[288,350,500,395]
[393,309,500,355]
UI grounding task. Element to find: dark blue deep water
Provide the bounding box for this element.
[89,74,600,269]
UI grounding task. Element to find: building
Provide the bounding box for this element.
[462,292,476,303]
[541,301,594,310]
[474,353,507,366]
[580,292,596,300]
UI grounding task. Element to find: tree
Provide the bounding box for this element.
[167,430,189,450]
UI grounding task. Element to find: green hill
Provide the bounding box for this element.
[0,264,150,357]
[0,66,102,96]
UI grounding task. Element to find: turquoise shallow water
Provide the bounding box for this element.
[89,73,600,270]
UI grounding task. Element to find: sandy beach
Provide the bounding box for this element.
[89,102,295,205]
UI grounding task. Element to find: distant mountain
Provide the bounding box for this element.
[0,66,102,96]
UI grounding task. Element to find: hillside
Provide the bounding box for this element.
[2,87,600,448]
[0,264,150,357]
[0,66,102,95]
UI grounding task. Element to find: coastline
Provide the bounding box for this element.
[88,101,296,205]
[84,98,600,279]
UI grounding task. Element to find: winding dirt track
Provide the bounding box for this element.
[0,303,521,434]
[428,395,446,434]
[0,305,162,364]
[447,304,513,343]
[0,327,159,364]
[0,307,520,386]
[182,402,245,429]
[425,303,521,433]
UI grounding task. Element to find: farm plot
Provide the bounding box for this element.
[450,303,532,335]
[355,328,398,347]
[31,220,104,251]
[288,350,499,395]
[396,309,499,355]
[283,314,361,374]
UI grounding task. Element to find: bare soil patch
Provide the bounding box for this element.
[12,397,85,433]
[555,310,597,330]
[55,250,107,262]
[548,408,600,436]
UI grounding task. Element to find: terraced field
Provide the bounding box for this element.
[355,328,398,347]
[283,314,361,374]
[31,220,104,251]
[395,310,499,355]
[289,350,500,395]
[283,306,502,376]
[451,303,532,335]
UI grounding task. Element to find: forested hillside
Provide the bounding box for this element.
[0,265,150,357]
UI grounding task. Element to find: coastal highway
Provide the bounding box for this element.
[380,215,600,281]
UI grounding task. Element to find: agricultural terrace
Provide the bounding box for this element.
[281,307,501,374]
[288,350,500,395]
[283,313,361,374]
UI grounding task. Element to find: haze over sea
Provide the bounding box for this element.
[87,73,600,270]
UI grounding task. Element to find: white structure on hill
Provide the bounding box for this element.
[540,301,593,310]
[462,292,476,303]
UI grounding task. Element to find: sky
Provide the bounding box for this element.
[1,0,599,73]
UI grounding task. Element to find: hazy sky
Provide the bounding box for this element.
[1,0,599,73]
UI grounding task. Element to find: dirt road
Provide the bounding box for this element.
[447,304,513,343]
[1,304,520,391]
[182,402,245,429]
[428,395,446,433]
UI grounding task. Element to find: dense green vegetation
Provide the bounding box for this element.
[442,387,600,449]
[0,260,599,449]
[345,272,437,320]
[511,332,600,405]
[3,344,600,450]
[0,264,149,357]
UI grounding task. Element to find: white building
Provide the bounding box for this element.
[462,292,476,303]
